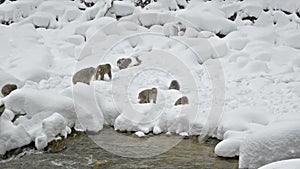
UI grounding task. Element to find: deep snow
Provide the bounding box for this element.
[0,0,299,168]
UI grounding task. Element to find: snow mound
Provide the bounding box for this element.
[2,87,76,127]
[0,87,75,154]
[178,2,236,35]
[0,114,31,155]
[259,159,300,169]
[239,114,300,168]
[111,1,134,17]
[21,12,58,29]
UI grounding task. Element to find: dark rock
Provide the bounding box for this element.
[241,16,257,23]
[0,104,4,116]
[216,32,227,38]
[45,139,67,153]
[228,13,237,21]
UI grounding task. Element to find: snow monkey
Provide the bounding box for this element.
[176,21,186,35]
[1,84,17,97]
[117,58,132,70]
[168,80,180,90]
[174,96,189,106]
[117,56,142,70]
[95,64,112,80]
[138,88,158,104]
[72,67,96,85]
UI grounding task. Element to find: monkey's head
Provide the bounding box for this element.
[97,64,111,70]
[105,64,111,70]
[171,80,177,85]
[151,88,157,93]
[138,91,143,99]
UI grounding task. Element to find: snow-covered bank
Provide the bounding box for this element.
[0,0,299,168]
[259,158,300,169]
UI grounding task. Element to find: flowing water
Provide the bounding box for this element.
[0,127,238,169]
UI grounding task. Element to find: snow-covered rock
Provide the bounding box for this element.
[178,2,236,35]
[239,113,300,168]
[259,159,300,169]
[111,1,134,17]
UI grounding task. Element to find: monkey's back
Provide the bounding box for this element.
[72,67,96,84]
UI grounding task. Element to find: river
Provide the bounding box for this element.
[0,127,238,169]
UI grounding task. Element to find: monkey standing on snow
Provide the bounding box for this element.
[138,88,158,104]
[176,22,186,36]
[117,56,142,70]
[1,84,17,97]
[117,58,132,70]
[72,67,96,85]
[95,64,112,80]
[163,21,186,37]
[168,80,180,90]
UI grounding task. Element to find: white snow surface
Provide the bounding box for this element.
[259,158,300,169]
[0,0,299,168]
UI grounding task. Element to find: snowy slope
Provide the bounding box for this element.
[0,0,299,168]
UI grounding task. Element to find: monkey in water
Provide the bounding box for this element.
[72,67,96,85]
[168,80,180,90]
[174,96,189,106]
[95,64,112,80]
[138,88,158,104]
[1,84,17,97]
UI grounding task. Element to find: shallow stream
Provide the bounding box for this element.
[1,127,238,169]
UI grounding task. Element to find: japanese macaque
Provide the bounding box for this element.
[168,80,180,90]
[72,67,96,85]
[163,21,186,37]
[117,56,142,70]
[117,58,132,70]
[175,22,186,36]
[138,88,158,104]
[95,64,112,80]
[1,84,17,97]
[174,96,189,106]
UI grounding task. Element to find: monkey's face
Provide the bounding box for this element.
[98,64,111,72]
[105,64,111,69]
[171,80,177,85]
[138,92,145,99]
[151,88,158,94]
